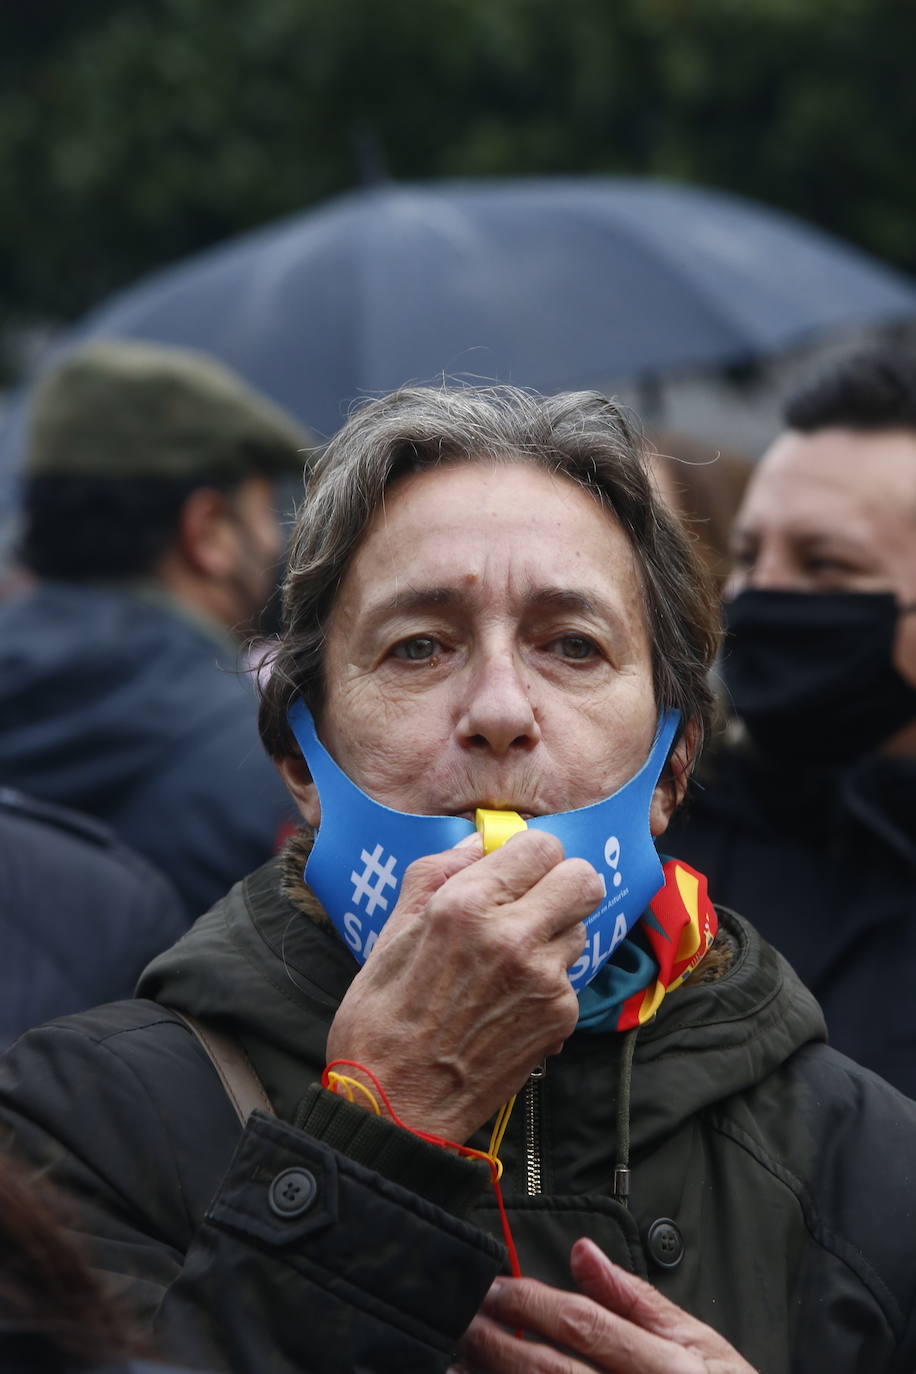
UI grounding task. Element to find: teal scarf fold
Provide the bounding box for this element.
[577,938,657,1031]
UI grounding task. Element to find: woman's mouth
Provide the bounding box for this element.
[455,806,538,821]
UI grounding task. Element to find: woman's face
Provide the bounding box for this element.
[285,460,679,836]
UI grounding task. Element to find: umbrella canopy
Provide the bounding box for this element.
[21,177,916,436]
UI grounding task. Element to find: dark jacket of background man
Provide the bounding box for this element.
[0,341,312,917]
[0,788,186,1049]
[668,345,916,1097]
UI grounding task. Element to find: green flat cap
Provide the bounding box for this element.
[26,339,314,479]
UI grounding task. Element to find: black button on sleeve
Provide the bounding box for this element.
[268,1166,317,1218]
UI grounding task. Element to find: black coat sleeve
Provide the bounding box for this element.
[0,1006,504,1374]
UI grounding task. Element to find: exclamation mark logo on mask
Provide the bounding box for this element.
[604,835,623,887]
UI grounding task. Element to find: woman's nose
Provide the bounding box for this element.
[456,650,541,755]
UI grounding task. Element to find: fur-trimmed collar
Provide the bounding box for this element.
[280,827,330,925]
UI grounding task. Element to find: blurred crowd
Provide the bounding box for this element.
[0,336,914,1374]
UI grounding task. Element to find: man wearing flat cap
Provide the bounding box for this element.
[0,340,312,917]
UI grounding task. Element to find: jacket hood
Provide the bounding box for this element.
[139,844,828,1150]
[0,582,245,814]
[623,903,827,1150]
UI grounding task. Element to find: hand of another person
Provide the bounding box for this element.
[454,1238,759,1374]
[325,830,600,1141]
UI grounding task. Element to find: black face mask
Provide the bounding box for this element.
[722,589,916,766]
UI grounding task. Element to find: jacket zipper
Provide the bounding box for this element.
[524,1059,546,1195]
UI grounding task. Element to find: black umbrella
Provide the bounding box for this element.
[21,177,916,436]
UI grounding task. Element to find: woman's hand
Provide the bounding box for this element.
[325,830,601,1141]
[454,1238,759,1374]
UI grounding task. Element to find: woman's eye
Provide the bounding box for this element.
[551,635,598,661]
[391,635,439,661]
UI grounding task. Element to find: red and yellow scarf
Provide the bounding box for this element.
[577,859,718,1033]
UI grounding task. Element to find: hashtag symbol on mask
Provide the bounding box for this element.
[350,844,399,917]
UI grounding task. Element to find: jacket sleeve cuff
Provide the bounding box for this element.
[293,1083,492,1218]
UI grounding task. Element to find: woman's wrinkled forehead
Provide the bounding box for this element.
[338,451,619,579]
[323,459,651,657]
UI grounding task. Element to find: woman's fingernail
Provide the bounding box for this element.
[454,832,482,850]
[483,1277,507,1304]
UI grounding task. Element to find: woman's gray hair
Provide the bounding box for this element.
[258,384,721,760]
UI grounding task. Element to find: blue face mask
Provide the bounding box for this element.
[287,701,680,992]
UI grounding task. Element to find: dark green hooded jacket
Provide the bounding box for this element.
[2,851,916,1374]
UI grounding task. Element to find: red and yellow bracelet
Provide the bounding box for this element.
[323,1058,521,1279]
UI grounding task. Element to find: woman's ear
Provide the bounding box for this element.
[649,719,698,838]
[275,755,321,827]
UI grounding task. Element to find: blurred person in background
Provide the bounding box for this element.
[0,1151,207,1374]
[0,341,311,918]
[0,788,186,1050]
[667,345,916,1096]
[2,386,915,1374]
[1,1148,138,1372]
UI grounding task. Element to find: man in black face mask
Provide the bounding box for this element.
[667,343,916,1096]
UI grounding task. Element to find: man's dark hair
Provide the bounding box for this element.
[17,339,312,580]
[784,345,916,434]
[20,472,241,580]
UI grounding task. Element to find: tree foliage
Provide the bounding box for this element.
[1,0,915,333]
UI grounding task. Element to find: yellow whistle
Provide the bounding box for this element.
[475,808,528,854]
